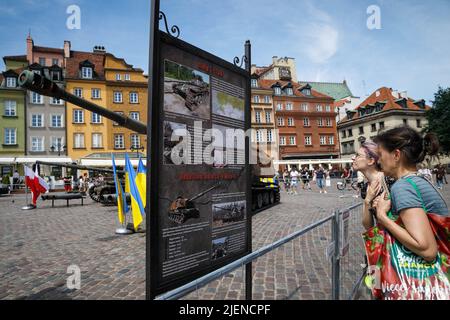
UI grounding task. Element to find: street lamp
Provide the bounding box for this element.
[50,142,66,156]
[130,145,145,157]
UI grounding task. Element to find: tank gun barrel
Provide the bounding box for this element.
[35,160,124,174]
[188,184,220,202]
[18,70,147,134]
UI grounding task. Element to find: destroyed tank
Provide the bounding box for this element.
[172,78,209,111]
[167,184,219,224]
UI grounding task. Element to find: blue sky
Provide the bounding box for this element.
[1,0,449,103]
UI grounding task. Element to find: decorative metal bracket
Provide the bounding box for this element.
[233,55,248,68]
[159,11,180,38]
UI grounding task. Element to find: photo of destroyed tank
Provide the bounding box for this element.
[212,200,246,228]
[164,60,210,119]
[163,121,187,165]
[211,237,229,260]
[166,184,220,225]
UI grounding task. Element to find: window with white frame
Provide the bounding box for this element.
[74,133,85,148]
[91,88,101,99]
[73,110,84,123]
[124,74,131,81]
[4,128,16,145]
[130,112,140,121]
[6,77,16,88]
[286,103,293,110]
[325,105,331,112]
[289,136,296,145]
[326,118,332,127]
[39,57,46,66]
[256,130,263,143]
[51,97,63,105]
[267,130,273,142]
[52,58,59,66]
[114,91,123,103]
[4,100,16,116]
[274,87,281,95]
[286,88,293,95]
[303,117,310,126]
[276,103,283,111]
[130,92,139,104]
[301,104,309,112]
[264,95,270,103]
[288,117,294,126]
[131,134,140,148]
[31,92,43,104]
[255,111,262,123]
[31,114,44,127]
[253,95,260,103]
[304,135,312,145]
[251,79,258,88]
[280,136,286,145]
[320,136,327,145]
[92,133,103,148]
[316,105,323,112]
[277,117,284,126]
[302,88,311,96]
[31,137,44,152]
[329,136,334,145]
[317,118,324,127]
[74,88,83,98]
[51,114,63,127]
[265,111,271,123]
[114,134,125,149]
[81,67,93,79]
[50,71,60,81]
[91,113,102,124]
[116,74,121,81]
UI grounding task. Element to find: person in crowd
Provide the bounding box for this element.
[12,170,20,190]
[417,163,433,182]
[434,163,447,190]
[290,166,300,195]
[371,126,448,263]
[282,168,291,193]
[301,166,311,190]
[315,165,326,194]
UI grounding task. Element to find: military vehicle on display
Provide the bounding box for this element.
[19,70,280,214]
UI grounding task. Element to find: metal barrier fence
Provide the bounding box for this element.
[156,201,368,300]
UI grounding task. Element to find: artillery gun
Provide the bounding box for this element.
[171,79,209,112]
[213,202,245,224]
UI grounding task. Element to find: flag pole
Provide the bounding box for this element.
[22,165,35,210]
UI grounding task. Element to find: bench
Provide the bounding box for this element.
[41,193,85,207]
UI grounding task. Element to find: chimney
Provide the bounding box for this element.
[26,34,34,64]
[400,91,408,99]
[64,40,71,58]
[93,45,106,53]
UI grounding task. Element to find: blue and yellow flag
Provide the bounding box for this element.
[112,154,128,225]
[125,154,145,230]
[136,157,146,208]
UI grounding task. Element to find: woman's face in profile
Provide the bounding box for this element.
[377,144,396,176]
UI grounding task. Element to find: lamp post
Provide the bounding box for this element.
[130,145,145,157]
[50,142,66,156]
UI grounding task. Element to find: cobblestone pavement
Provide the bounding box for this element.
[1,182,449,300]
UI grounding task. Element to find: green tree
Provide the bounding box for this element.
[425,87,450,154]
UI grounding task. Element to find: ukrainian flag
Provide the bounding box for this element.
[125,154,145,230]
[112,154,128,225]
[136,157,146,208]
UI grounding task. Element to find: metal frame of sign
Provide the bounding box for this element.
[146,0,251,299]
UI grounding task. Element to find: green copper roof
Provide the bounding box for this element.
[298,81,354,100]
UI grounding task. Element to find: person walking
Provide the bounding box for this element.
[315,165,326,194]
[282,168,291,194]
[434,163,446,190]
[12,170,20,190]
[301,166,311,190]
[290,166,300,195]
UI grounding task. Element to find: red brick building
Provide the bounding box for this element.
[258,80,339,160]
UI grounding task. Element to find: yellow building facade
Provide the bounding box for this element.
[104,54,148,154]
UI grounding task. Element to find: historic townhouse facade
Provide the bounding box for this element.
[104,53,147,154]
[337,87,430,159]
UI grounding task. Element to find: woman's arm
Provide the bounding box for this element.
[362,200,375,230]
[373,192,438,262]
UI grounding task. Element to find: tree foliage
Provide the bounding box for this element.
[425,87,450,154]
